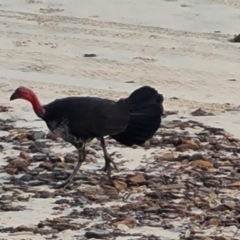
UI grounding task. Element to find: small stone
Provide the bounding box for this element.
[128,174,146,185]
[5,167,18,175]
[46,131,59,141]
[0,144,3,152]
[19,151,31,160]
[207,218,220,226]
[232,33,240,43]
[64,153,77,163]
[142,140,150,148]
[20,174,34,182]
[38,191,53,198]
[150,137,160,145]
[113,216,136,229]
[28,131,45,141]
[48,153,63,163]
[189,153,205,161]
[14,225,35,232]
[34,140,49,149]
[16,133,28,141]
[190,108,214,116]
[158,183,186,190]
[117,223,129,232]
[113,180,127,191]
[83,53,97,58]
[85,230,110,239]
[160,152,175,161]
[55,199,70,204]
[32,154,46,162]
[53,162,67,169]
[192,160,213,170]
[228,181,240,187]
[176,141,199,152]
[39,161,53,171]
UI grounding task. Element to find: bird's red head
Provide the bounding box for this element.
[10,86,36,102]
[10,86,45,117]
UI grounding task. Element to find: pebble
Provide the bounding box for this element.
[28,131,45,141]
[84,230,110,239]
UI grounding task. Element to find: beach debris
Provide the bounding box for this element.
[190,108,214,116]
[83,53,97,57]
[1,119,240,238]
[231,33,240,43]
[0,105,13,112]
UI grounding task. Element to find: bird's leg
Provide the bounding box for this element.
[53,143,86,189]
[100,137,118,178]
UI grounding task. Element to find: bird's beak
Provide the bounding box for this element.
[10,91,18,101]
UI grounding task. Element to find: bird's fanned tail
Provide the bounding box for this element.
[110,86,164,146]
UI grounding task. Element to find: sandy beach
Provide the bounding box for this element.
[1,0,240,239]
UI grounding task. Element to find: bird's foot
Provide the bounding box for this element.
[101,152,119,178]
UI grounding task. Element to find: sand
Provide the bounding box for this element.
[0,0,240,239]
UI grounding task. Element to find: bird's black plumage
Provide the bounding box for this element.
[42,97,131,143]
[10,85,164,189]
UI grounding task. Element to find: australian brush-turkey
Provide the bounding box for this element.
[10,86,164,189]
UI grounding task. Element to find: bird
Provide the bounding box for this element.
[10,85,164,189]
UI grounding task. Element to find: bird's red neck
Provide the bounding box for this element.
[28,93,45,118]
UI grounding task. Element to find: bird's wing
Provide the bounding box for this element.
[44,97,130,139]
[68,99,129,138]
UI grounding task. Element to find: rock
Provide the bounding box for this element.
[85,230,110,239]
[34,140,49,149]
[142,140,150,148]
[28,145,38,153]
[40,148,51,154]
[0,144,3,152]
[176,141,199,152]
[5,167,18,175]
[192,160,213,170]
[117,223,129,232]
[36,191,54,198]
[0,105,12,112]
[113,216,136,229]
[85,154,96,163]
[128,174,146,185]
[20,174,34,182]
[6,158,30,174]
[207,218,220,226]
[231,33,240,43]
[160,152,175,161]
[102,185,119,199]
[29,167,43,176]
[46,131,59,141]
[158,184,186,190]
[19,151,31,161]
[28,131,45,141]
[190,108,214,116]
[14,225,35,232]
[32,154,47,162]
[83,53,97,58]
[55,199,70,204]
[113,180,127,191]
[16,133,28,141]
[223,201,236,210]
[48,153,63,163]
[39,161,53,171]
[228,181,240,187]
[189,153,205,161]
[150,137,160,145]
[53,162,67,169]
[64,153,77,163]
